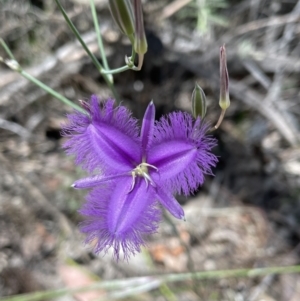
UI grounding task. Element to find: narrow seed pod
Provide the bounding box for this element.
[133,0,147,55]
[108,0,134,37]
[219,45,230,110]
[191,83,207,119]
[132,0,147,69]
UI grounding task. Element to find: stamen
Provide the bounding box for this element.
[142,163,158,171]
[128,171,136,193]
[128,162,158,193]
[143,173,149,188]
[143,172,156,187]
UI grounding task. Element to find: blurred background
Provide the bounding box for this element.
[1,0,300,300]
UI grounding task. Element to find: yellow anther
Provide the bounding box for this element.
[128,162,158,192]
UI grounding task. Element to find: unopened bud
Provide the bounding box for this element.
[191,83,207,119]
[108,0,134,37]
[219,45,230,110]
[133,0,147,70]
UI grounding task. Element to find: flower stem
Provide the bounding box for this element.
[2,265,300,301]
[101,40,137,74]
[90,1,138,80]
[20,70,86,113]
[55,0,103,73]
[0,39,86,113]
[89,0,110,72]
[54,0,119,101]
[0,38,15,60]
[101,65,130,74]
[211,108,226,131]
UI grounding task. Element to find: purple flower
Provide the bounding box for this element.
[62,95,217,259]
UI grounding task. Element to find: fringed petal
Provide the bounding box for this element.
[88,122,140,171]
[79,178,161,260]
[149,140,197,178]
[62,96,141,173]
[107,177,157,234]
[151,111,218,195]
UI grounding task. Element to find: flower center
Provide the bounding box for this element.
[129,162,158,192]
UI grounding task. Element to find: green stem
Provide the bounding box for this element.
[55,0,103,73]
[20,70,86,113]
[1,265,300,301]
[100,35,138,75]
[109,82,119,102]
[0,38,16,60]
[90,0,109,71]
[55,0,119,101]
[0,39,85,113]
[101,46,137,75]
[101,65,130,74]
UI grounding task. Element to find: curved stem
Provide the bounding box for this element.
[211,109,226,131]
[100,46,138,74]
